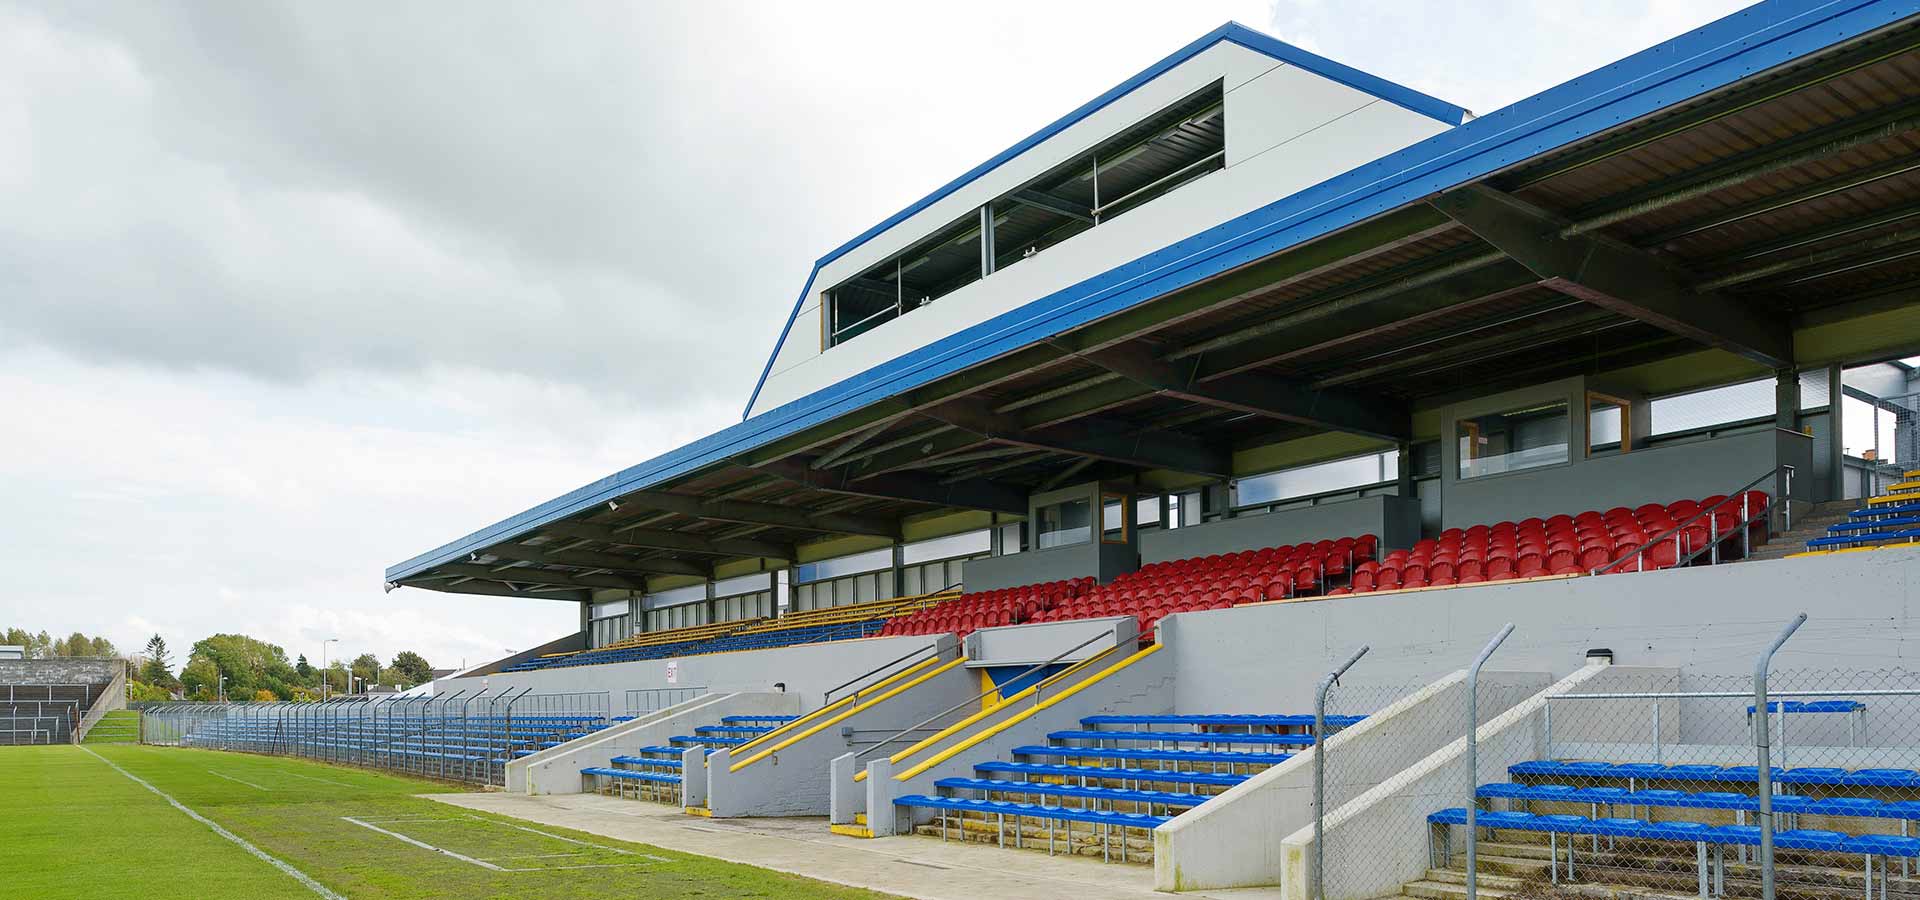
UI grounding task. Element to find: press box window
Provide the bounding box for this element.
[1035,498,1091,549]
[1457,401,1570,479]
[1587,392,1631,457]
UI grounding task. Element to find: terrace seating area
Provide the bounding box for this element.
[1802,471,1920,554]
[879,579,1089,638]
[896,712,1360,863]
[1342,493,1770,597]
[180,711,619,780]
[1,684,105,746]
[1419,756,1920,899]
[583,714,798,805]
[505,591,957,672]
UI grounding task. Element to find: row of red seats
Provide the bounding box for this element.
[877,578,1092,638]
[1337,492,1769,595]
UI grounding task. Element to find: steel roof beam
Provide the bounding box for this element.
[613,489,899,538]
[436,563,647,592]
[480,544,707,578]
[395,579,590,603]
[1008,189,1094,222]
[759,459,1028,515]
[920,398,1232,478]
[1434,185,1792,369]
[1070,343,1410,442]
[544,522,794,561]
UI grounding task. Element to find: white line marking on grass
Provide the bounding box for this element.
[341,816,508,871]
[207,770,274,791]
[286,772,357,788]
[79,747,345,900]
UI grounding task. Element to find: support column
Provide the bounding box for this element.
[1774,368,1800,432]
[1396,441,1415,497]
[1828,363,1846,502]
[578,600,592,647]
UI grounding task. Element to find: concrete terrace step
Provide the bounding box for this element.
[1422,868,1529,890]
[1400,878,1516,900]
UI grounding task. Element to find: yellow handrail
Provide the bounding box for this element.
[853,644,1118,783]
[893,642,1163,782]
[731,655,970,771]
[723,655,946,759]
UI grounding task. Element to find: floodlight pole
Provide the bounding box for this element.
[321,638,339,702]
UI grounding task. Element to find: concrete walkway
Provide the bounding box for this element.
[426,791,1282,900]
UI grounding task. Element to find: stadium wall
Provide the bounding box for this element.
[0,657,121,686]
[1156,549,1917,716]
[438,633,951,711]
[1142,494,1422,562]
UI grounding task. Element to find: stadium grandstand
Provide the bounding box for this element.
[353,2,1920,896]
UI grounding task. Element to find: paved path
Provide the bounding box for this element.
[426,791,1282,900]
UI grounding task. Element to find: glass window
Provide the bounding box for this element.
[713,572,772,599]
[1587,392,1630,457]
[794,547,893,584]
[996,522,1024,555]
[1135,497,1162,529]
[1101,494,1129,543]
[1457,401,1570,479]
[648,584,706,609]
[1236,451,1398,507]
[902,529,991,565]
[1036,498,1091,549]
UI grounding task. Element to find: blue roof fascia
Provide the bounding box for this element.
[391,0,1914,584]
[739,22,1466,420]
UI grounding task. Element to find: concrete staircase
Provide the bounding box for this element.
[1743,499,1860,562]
[1395,839,1552,900]
[82,709,139,744]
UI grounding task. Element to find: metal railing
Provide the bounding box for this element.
[824,642,944,707]
[853,628,1116,762]
[1592,464,1794,576]
[624,687,707,718]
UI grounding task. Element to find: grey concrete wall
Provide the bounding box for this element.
[438,632,948,709]
[709,656,977,817]
[1141,495,1422,562]
[508,691,801,795]
[466,632,587,678]
[965,539,1137,591]
[1159,548,1919,715]
[0,657,120,686]
[964,616,1136,666]
[1440,426,1811,529]
[1153,668,1554,892]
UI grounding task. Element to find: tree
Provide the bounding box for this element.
[186,634,300,701]
[323,661,348,695]
[140,634,176,688]
[89,636,115,657]
[126,680,172,703]
[181,656,220,701]
[389,651,433,687]
[295,654,313,681]
[252,688,277,702]
[350,653,381,687]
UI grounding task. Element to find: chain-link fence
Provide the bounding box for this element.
[141,689,611,785]
[1314,627,1549,900]
[624,686,707,718]
[1854,389,1917,500]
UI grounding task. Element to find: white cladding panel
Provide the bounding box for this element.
[749,43,1451,416]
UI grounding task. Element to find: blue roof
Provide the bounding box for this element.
[388,0,1916,585]
[741,22,1469,420]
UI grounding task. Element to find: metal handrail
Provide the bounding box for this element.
[824,642,944,706]
[1090,149,1226,218]
[1591,463,1794,575]
[831,300,903,341]
[853,627,1116,761]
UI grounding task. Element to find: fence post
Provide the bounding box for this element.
[1754,612,1807,900]
[1314,645,1368,900]
[1465,623,1515,900]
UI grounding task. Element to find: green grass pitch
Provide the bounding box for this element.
[3,743,899,900]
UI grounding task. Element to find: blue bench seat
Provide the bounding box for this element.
[1012,745,1291,766]
[721,715,799,724]
[1047,729,1315,746]
[1430,807,1920,855]
[695,725,778,735]
[582,766,680,785]
[671,734,749,746]
[1479,783,1920,820]
[936,777,1209,809]
[1510,760,1920,788]
[1079,713,1363,729]
[610,755,683,770]
[974,760,1248,788]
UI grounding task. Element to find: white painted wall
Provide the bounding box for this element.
[750,41,1451,416]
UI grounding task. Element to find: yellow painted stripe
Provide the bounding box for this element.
[894,643,1164,783]
[731,655,970,772]
[1869,491,1920,505]
[683,806,712,817]
[828,823,874,838]
[1892,481,1920,492]
[725,655,947,759]
[854,645,1119,783]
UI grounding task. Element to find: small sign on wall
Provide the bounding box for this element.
[665,658,680,685]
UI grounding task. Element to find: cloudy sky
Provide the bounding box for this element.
[0,0,1754,671]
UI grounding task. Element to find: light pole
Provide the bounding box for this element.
[218,674,227,703]
[320,638,339,701]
